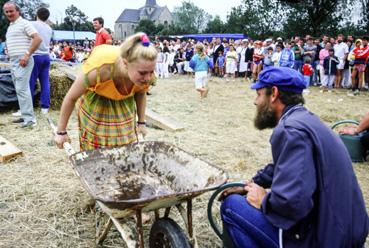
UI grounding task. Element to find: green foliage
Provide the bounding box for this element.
[225,0,283,39]
[278,0,345,36]
[0,0,8,40]
[135,19,157,35]
[359,0,369,33]
[172,0,211,33]
[52,5,93,32]
[0,0,48,39]
[222,0,365,39]
[16,0,49,20]
[204,15,225,33]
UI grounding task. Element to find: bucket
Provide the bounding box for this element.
[331,120,367,162]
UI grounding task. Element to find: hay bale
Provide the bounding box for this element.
[49,68,73,110]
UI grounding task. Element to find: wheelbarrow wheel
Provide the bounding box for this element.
[149,217,191,248]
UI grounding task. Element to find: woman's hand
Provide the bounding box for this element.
[137,124,148,138]
[54,134,71,149]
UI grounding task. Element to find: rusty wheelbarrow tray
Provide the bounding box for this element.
[68,141,228,247]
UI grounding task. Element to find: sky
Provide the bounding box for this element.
[45,0,244,30]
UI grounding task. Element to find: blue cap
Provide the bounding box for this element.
[251,67,306,93]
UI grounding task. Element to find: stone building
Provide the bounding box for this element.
[114,0,173,40]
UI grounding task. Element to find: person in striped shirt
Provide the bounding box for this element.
[3,1,41,128]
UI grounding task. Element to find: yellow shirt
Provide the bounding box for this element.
[82,45,151,100]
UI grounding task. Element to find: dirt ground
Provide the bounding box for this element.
[0,75,368,247]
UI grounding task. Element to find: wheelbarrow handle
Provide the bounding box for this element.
[47,117,76,156]
[331,120,359,130]
[207,182,246,239]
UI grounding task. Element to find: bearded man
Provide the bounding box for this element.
[220,67,368,248]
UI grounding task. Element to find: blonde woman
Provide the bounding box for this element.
[54,33,157,151]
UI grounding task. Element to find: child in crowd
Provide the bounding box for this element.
[189,43,213,98]
[252,40,264,82]
[322,48,339,92]
[272,44,282,67]
[216,50,225,77]
[225,45,238,81]
[263,47,274,68]
[302,57,314,93]
[156,47,164,78]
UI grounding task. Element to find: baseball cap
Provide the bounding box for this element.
[251,67,306,93]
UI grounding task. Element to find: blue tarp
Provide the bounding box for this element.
[181,33,248,41]
[52,30,95,41]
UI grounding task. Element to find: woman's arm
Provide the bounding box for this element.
[135,92,147,137]
[135,92,146,122]
[54,71,88,148]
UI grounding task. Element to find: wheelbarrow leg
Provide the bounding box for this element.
[176,199,198,248]
[136,209,145,248]
[96,216,113,245]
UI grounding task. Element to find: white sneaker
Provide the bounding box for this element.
[347,92,354,97]
[12,110,21,117]
[41,108,49,115]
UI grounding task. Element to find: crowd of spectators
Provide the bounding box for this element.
[1,34,368,96]
[152,34,369,95]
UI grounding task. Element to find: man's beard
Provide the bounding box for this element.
[254,100,278,130]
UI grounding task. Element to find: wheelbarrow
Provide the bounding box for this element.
[49,120,228,247]
[331,120,368,162]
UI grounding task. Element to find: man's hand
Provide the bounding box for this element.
[218,180,251,201]
[19,53,29,67]
[245,182,267,209]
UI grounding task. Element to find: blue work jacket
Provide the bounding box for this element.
[253,105,369,248]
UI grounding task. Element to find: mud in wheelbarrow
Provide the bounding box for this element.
[68,141,228,247]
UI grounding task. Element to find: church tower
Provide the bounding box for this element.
[144,0,157,15]
[145,0,157,6]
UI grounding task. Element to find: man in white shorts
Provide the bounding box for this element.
[333,34,349,88]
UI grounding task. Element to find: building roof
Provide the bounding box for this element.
[52,30,96,41]
[115,1,170,24]
[150,7,166,20]
[116,9,140,23]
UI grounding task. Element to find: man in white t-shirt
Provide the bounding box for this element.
[333,34,349,88]
[3,1,42,128]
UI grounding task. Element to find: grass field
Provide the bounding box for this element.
[0,75,368,247]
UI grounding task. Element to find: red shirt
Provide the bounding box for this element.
[352,46,369,59]
[95,28,112,46]
[61,46,73,61]
[302,64,313,76]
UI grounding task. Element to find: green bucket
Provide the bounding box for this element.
[331,120,367,162]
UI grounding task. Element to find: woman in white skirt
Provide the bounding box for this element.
[238,39,249,78]
[225,45,238,81]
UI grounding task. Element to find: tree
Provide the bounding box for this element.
[359,0,369,33]
[16,0,48,20]
[172,0,211,33]
[225,0,283,39]
[278,0,350,35]
[52,5,93,32]
[0,0,48,39]
[204,15,225,33]
[135,19,156,35]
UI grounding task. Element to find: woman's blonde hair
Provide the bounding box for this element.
[195,43,206,59]
[120,32,157,63]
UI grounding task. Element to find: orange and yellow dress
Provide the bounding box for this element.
[77,45,151,151]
